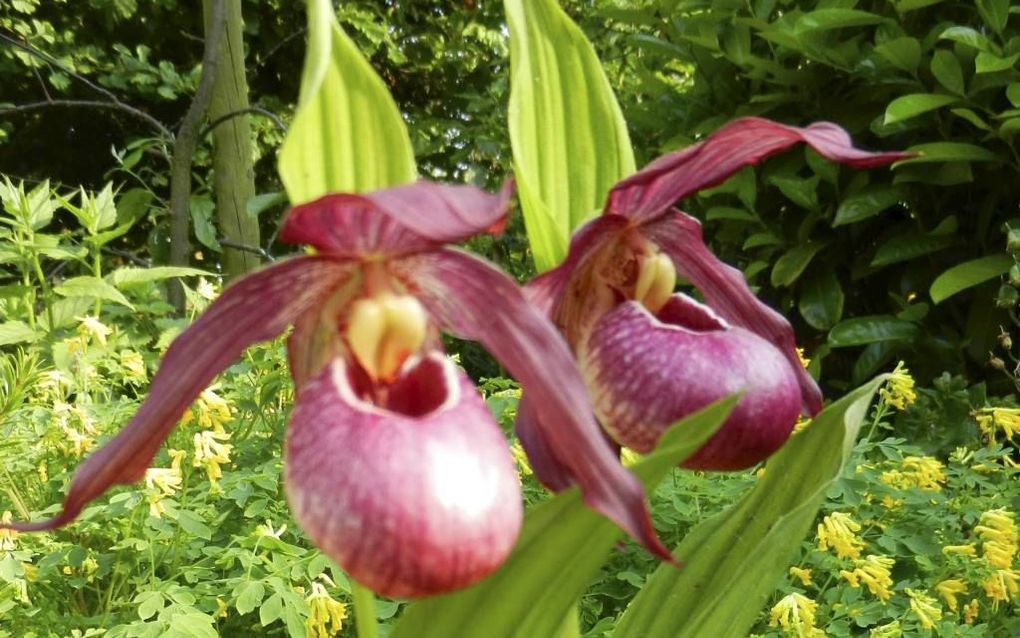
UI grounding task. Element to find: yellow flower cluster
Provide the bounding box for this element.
[119,349,147,383]
[906,588,943,629]
[788,566,813,587]
[975,509,1019,609]
[817,512,865,560]
[144,450,186,518]
[53,401,98,457]
[0,511,17,551]
[305,582,347,638]
[973,407,1020,445]
[181,389,233,431]
[840,555,895,602]
[935,578,967,612]
[868,620,900,638]
[76,315,112,347]
[879,456,946,491]
[193,428,233,489]
[880,362,916,411]
[768,592,824,638]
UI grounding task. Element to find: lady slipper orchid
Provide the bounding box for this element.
[4,180,671,598]
[518,117,910,485]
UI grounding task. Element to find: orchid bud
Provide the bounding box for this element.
[347,294,427,381]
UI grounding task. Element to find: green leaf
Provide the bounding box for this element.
[613,379,886,638]
[771,242,825,287]
[136,591,165,621]
[235,581,266,616]
[832,184,906,227]
[977,0,1010,34]
[883,94,958,125]
[278,0,416,204]
[106,266,210,287]
[930,253,1014,304]
[176,510,213,540]
[54,276,134,310]
[506,0,635,271]
[389,399,736,638]
[0,321,40,346]
[798,269,844,330]
[794,9,886,34]
[1007,83,1020,108]
[260,593,284,626]
[930,50,965,95]
[938,26,994,53]
[828,316,918,347]
[896,142,1002,164]
[975,51,1020,74]
[767,175,819,209]
[168,613,218,638]
[870,233,957,266]
[190,195,220,252]
[246,192,286,218]
[874,37,921,72]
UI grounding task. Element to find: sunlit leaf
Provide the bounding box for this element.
[828,316,918,347]
[930,254,1014,304]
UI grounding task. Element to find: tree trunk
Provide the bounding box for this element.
[203,0,261,279]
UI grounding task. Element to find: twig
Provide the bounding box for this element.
[255,27,307,69]
[201,105,287,137]
[0,100,172,138]
[103,247,152,268]
[167,0,228,311]
[218,237,275,262]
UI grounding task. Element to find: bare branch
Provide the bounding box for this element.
[218,237,275,262]
[201,105,287,137]
[0,100,172,138]
[0,30,120,103]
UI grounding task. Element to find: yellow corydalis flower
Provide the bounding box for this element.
[974,407,1020,444]
[181,389,233,431]
[789,566,813,587]
[119,350,147,383]
[942,543,977,557]
[935,578,967,612]
[768,592,823,638]
[817,512,865,560]
[839,555,895,602]
[975,508,1018,570]
[76,315,112,346]
[982,569,1019,609]
[305,582,347,638]
[962,598,980,624]
[0,511,17,551]
[879,456,946,491]
[144,466,183,518]
[906,588,942,629]
[193,429,233,488]
[869,620,901,638]
[880,361,916,410]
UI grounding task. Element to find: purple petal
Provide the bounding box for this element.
[280,180,514,257]
[607,117,911,223]
[645,212,822,414]
[394,248,674,562]
[285,354,522,598]
[514,395,577,492]
[5,257,354,532]
[581,296,802,470]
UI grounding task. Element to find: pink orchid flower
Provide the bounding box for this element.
[518,118,910,487]
[5,180,670,598]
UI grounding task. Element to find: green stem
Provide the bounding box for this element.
[29,251,54,330]
[92,242,103,316]
[351,580,379,638]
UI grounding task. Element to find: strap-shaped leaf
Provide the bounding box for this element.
[506,0,634,271]
[278,0,416,203]
[389,398,736,638]
[613,377,886,638]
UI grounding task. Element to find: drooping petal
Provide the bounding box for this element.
[645,212,822,414]
[606,117,911,223]
[280,179,514,257]
[285,354,522,598]
[581,296,801,470]
[5,257,354,532]
[394,248,673,562]
[514,395,576,492]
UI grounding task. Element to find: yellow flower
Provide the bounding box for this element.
[144,467,183,518]
[982,569,1019,609]
[942,544,977,557]
[215,597,228,619]
[792,417,812,434]
[305,582,347,638]
[789,566,813,587]
[906,588,942,629]
[879,456,945,491]
[934,579,967,612]
[119,350,147,383]
[256,519,287,539]
[817,512,865,560]
[869,620,901,638]
[76,315,112,346]
[768,592,823,638]
[880,495,903,510]
[974,407,1020,444]
[510,439,533,476]
[182,389,233,431]
[0,511,18,551]
[193,428,233,488]
[880,361,916,410]
[796,348,811,369]
[962,598,980,624]
[196,278,218,301]
[839,555,895,602]
[975,508,1018,569]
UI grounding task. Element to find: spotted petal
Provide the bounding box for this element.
[396,248,673,561]
[286,354,522,598]
[281,179,514,257]
[606,117,911,223]
[5,257,354,532]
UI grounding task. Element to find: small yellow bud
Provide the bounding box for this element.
[347,294,427,381]
[634,252,675,313]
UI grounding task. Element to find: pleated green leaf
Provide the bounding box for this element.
[278,0,416,203]
[613,377,886,638]
[389,398,737,638]
[506,0,635,271]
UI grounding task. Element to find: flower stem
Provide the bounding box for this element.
[351,580,379,638]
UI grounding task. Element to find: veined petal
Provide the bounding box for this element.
[645,213,822,414]
[582,297,801,469]
[5,257,353,532]
[395,248,673,562]
[285,354,522,598]
[607,117,910,223]
[280,179,514,257]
